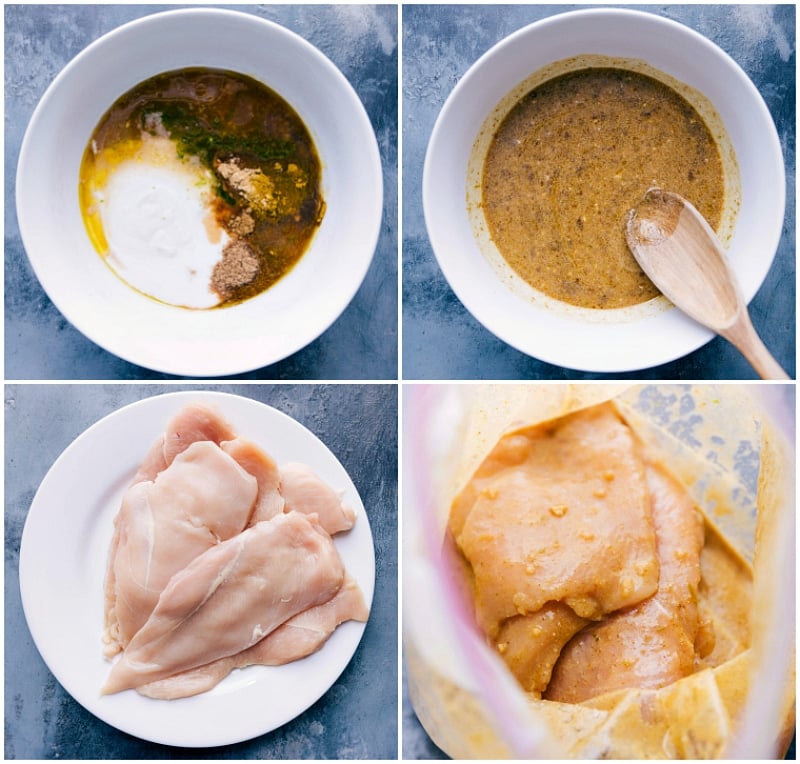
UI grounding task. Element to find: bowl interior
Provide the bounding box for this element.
[423,9,785,373]
[17,9,383,376]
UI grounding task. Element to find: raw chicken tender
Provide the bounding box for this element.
[162,403,237,468]
[545,462,705,702]
[280,462,356,534]
[137,576,369,699]
[221,438,284,523]
[102,512,345,694]
[132,403,236,484]
[102,441,258,655]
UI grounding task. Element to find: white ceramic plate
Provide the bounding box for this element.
[424,8,785,373]
[19,391,375,747]
[16,9,383,376]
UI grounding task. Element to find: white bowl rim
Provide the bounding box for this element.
[423,7,786,374]
[16,7,384,377]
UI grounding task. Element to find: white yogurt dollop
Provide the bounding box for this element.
[96,149,228,309]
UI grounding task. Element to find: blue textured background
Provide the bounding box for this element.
[5,4,398,380]
[5,383,398,758]
[402,4,795,380]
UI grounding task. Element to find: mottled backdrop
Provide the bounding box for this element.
[5,383,398,758]
[403,4,795,380]
[5,4,398,380]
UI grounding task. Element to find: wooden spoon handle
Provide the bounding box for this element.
[720,310,790,380]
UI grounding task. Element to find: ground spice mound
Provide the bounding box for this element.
[229,210,255,236]
[216,157,312,218]
[216,159,267,199]
[211,240,260,296]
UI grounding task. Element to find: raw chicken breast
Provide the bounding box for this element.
[221,438,284,523]
[102,512,345,694]
[545,462,705,702]
[131,434,168,485]
[280,462,356,534]
[453,403,659,638]
[162,403,237,467]
[137,576,369,699]
[131,403,236,484]
[103,441,257,655]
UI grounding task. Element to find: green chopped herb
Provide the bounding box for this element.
[148,105,294,166]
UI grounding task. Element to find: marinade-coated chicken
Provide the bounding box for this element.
[451,403,660,694]
[102,512,345,694]
[494,603,589,695]
[137,576,369,699]
[103,441,258,656]
[545,463,704,702]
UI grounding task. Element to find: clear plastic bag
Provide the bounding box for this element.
[404,384,795,758]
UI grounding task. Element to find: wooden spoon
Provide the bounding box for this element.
[625,188,789,380]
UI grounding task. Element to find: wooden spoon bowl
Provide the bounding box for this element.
[626,189,788,379]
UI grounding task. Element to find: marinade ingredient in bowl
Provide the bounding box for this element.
[102,403,367,700]
[481,67,725,309]
[79,68,325,309]
[448,400,747,704]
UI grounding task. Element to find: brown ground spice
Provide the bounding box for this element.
[229,210,255,236]
[211,239,260,296]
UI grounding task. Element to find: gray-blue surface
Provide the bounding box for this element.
[5,4,398,380]
[5,383,398,758]
[403,4,796,380]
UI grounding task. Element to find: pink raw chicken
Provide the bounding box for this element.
[221,438,285,523]
[105,402,244,653]
[102,441,258,656]
[129,455,366,699]
[137,576,369,699]
[102,512,345,694]
[102,403,369,699]
[280,462,356,534]
[132,403,237,484]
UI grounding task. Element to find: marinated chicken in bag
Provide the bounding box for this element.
[440,394,792,758]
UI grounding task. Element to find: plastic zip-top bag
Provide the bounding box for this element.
[404,384,794,759]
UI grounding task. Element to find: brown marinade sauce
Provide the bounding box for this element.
[482,68,724,309]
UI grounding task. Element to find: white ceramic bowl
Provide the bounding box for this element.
[423,8,785,373]
[17,8,383,376]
